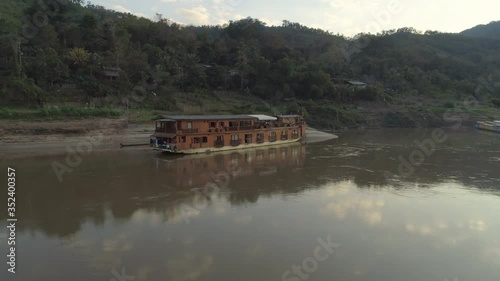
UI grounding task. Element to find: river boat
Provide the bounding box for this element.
[476,120,500,133]
[150,114,306,154]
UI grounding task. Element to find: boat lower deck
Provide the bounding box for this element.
[153,138,303,154]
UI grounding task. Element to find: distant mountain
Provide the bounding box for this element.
[460,21,500,39]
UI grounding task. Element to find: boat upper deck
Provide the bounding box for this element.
[154,114,305,136]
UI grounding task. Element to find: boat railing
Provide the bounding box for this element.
[154,143,178,152]
[230,140,241,146]
[214,140,225,147]
[239,126,254,130]
[178,128,199,134]
[208,128,225,133]
[156,128,177,134]
[223,125,273,132]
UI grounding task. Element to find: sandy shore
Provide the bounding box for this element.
[0,119,337,158]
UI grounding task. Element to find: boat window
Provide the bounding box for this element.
[281,147,288,155]
[245,153,253,163]
[269,149,276,160]
[210,122,216,128]
[231,155,239,165]
[256,151,264,160]
[202,137,208,143]
[187,122,192,129]
[231,135,239,140]
[245,134,252,144]
[219,122,225,127]
[240,121,251,127]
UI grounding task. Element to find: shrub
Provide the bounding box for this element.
[442,101,455,108]
[34,107,121,119]
[384,112,416,128]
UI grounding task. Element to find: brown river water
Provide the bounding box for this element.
[0,128,499,281]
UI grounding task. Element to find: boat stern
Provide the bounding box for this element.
[150,135,180,153]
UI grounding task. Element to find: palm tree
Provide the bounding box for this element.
[68,47,90,66]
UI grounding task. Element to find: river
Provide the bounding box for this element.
[0,128,499,281]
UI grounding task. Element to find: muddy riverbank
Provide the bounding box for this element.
[0,119,336,158]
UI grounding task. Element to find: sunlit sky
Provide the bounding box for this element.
[93,0,499,36]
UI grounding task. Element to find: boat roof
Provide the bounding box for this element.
[157,115,258,121]
[247,114,277,121]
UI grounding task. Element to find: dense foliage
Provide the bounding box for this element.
[460,21,500,39]
[1,0,499,127]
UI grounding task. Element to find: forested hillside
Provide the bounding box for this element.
[460,21,500,39]
[1,0,500,128]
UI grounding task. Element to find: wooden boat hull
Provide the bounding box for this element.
[153,137,303,154]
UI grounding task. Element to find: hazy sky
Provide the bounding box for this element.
[93,0,499,36]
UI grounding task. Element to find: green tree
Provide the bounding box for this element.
[33,48,68,87]
[68,47,90,67]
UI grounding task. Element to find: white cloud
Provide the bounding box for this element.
[112,4,132,13]
[167,255,214,281]
[178,6,210,25]
[261,18,282,26]
[161,0,204,3]
[322,0,381,11]
[112,5,147,18]
[97,0,499,36]
[210,0,245,25]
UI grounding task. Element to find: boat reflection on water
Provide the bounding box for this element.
[477,128,500,140]
[153,142,306,191]
[0,142,306,241]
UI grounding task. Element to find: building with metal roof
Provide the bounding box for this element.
[157,115,258,121]
[278,114,303,118]
[344,80,367,87]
